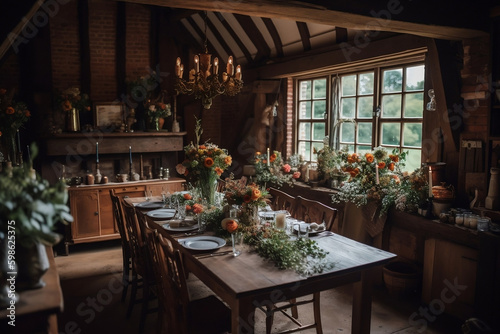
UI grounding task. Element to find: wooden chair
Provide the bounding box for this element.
[268,187,296,215]
[121,200,158,332]
[294,196,338,232]
[109,190,132,302]
[147,227,231,334]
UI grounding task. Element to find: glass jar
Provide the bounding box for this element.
[455,213,464,226]
[477,217,490,231]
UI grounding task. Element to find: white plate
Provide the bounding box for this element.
[163,223,199,232]
[146,209,176,220]
[136,201,164,209]
[179,236,226,251]
[293,223,323,236]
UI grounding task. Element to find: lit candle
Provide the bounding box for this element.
[428,169,433,197]
[175,57,181,77]
[235,65,242,80]
[213,57,219,75]
[96,142,99,163]
[376,164,379,185]
[267,148,270,167]
[129,146,132,164]
[227,56,234,76]
[179,64,184,79]
[194,55,199,73]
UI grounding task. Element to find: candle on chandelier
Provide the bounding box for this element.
[235,65,242,80]
[227,56,234,76]
[194,55,199,73]
[175,57,181,78]
[96,142,99,163]
[129,146,132,164]
[213,57,219,75]
[428,169,433,197]
[179,64,184,79]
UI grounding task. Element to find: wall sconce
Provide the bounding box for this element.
[426,89,436,111]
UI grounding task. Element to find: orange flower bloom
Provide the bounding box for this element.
[389,154,399,162]
[388,163,395,171]
[62,100,72,111]
[193,203,204,214]
[224,156,232,165]
[292,171,301,179]
[251,188,261,200]
[263,159,267,165]
[378,162,386,169]
[365,153,374,163]
[204,157,214,168]
[183,193,192,200]
[215,167,223,176]
[185,205,192,211]
[270,153,277,162]
[255,151,261,155]
[6,106,15,115]
[226,220,238,233]
[199,145,206,149]
[25,110,31,117]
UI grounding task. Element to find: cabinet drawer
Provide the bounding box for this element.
[113,185,147,194]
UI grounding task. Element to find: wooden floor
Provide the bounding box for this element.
[54,240,464,334]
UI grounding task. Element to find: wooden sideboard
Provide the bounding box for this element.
[64,178,185,254]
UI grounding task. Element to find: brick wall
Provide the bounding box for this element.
[88,0,117,101]
[460,36,491,140]
[125,4,150,80]
[49,0,80,92]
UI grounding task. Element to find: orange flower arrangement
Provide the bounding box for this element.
[0,88,31,141]
[223,176,269,208]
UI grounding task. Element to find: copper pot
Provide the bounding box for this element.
[432,182,454,200]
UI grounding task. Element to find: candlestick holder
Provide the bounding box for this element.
[425,196,434,219]
[95,162,102,184]
[17,151,23,167]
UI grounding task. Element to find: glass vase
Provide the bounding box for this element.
[197,171,218,206]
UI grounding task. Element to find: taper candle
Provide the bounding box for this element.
[129,146,132,164]
[96,142,99,163]
[267,148,270,167]
[428,169,433,197]
[376,164,379,185]
[26,145,31,164]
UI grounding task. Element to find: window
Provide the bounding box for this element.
[295,61,425,171]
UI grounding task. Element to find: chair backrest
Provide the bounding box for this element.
[122,200,147,276]
[294,196,338,232]
[216,178,226,192]
[154,232,191,334]
[109,189,129,244]
[268,187,296,216]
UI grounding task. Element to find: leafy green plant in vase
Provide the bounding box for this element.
[0,144,73,292]
[315,140,347,188]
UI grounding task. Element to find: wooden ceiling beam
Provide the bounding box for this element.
[262,17,283,58]
[233,13,270,62]
[116,0,488,40]
[296,22,311,52]
[213,12,253,63]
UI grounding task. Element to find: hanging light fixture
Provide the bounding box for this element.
[174,12,243,109]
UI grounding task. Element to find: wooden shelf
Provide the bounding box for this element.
[43,132,187,156]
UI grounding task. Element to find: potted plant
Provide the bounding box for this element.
[0,144,73,291]
[315,141,347,188]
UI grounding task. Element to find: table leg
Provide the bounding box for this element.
[352,268,375,334]
[232,298,256,334]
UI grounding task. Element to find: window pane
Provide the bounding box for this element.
[341,98,355,118]
[299,81,311,99]
[403,123,422,147]
[381,123,401,146]
[340,122,355,143]
[358,96,373,118]
[357,146,371,154]
[298,123,311,140]
[405,149,422,172]
[313,79,327,99]
[357,123,372,144]
[299,101,311,119]
[313,123,326,140]
[313,100,326,119]
[342,75,356,96]
[311,142,323,161]
[406,65,425,91]
[358,72,374,95]
[404,93,423,118]
[298,141,309,161]
[381,95,402,118]
[382,69,402,93]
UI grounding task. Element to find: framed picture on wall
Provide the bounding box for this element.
[94,102,125,130]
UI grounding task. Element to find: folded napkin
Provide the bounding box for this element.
[168,220,196,228]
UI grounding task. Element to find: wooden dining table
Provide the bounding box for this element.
[126,197,397,334]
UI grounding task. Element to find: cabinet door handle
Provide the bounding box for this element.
[94,212,99,216]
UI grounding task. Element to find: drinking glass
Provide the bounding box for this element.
[231,232,242,257]
[197,214,206,233]
[297,224,310,239]
[144,190,152,201]
[275,213,287,230]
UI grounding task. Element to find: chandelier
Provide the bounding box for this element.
[174,14,243,109]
